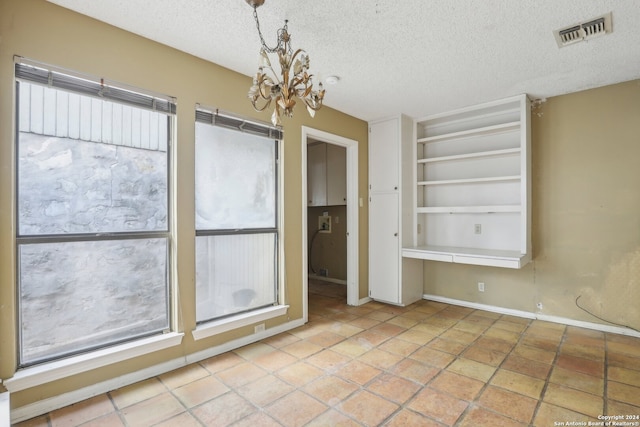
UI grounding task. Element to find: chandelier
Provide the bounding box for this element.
[245,0,325,126]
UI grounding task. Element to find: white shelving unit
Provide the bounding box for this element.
[403,94,531,269]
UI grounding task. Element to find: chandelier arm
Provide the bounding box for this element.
[293,72,311,84]
[302,97,324,111]
[257,81,272,100]
[290,49,307,73]
[250,96,272,112]
[292,79,313,97]
[290,69,308,83]
[254,71,279,98]
[290,48,307,61]
[298,85,313,98]
[262,64,282,86]
[290,77,307,90]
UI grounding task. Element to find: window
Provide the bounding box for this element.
[195,110,281,323]
[15,61,175,366]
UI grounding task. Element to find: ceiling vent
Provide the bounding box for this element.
[554,12,612,48]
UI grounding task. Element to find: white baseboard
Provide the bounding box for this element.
[534,313,640,337]
[9,318,305,424]
[11,359,184,424]
[358,296,372,306]
[423,294,640,338]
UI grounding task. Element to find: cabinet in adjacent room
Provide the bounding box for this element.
[307,142,346,206]
[368,115,423,306]
[326,144,347,206]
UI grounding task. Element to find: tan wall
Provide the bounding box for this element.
[308,205,348,281]
[0,0,368,407]
[424,80,640,332]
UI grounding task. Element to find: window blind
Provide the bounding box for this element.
[196,109,283,140]
[15,62,176,115]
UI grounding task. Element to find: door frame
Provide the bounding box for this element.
[301,127,359,321]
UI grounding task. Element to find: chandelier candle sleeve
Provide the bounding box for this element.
[246,0,325,126]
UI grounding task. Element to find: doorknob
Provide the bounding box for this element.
[394,233,398,237]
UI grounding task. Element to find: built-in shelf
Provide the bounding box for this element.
[417,121,520,144]
[418,147,521,164]
[418,175,521,186]
[409,94,531,268]
[417,205,521,214]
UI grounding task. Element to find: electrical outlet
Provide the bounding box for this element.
[474,224,482,234]
[254,323,265,334]
[478,282,485,292]
[319,216,332,233]
[537,302,543,310]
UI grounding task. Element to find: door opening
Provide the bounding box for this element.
[301,127,359,321]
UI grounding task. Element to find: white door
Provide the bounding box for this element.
[369,119,399,193]
[369,192,399,304]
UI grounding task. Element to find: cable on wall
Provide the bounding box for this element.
[575,295,640,334]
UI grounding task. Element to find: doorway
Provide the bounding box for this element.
[301,127,359,322]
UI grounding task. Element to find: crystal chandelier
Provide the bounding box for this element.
[246,0,325,126]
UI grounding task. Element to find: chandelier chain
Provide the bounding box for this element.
[252,6,288,54]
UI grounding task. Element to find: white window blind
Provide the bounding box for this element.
[15,60,176,115]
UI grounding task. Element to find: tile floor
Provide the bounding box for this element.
[15,280,640,426]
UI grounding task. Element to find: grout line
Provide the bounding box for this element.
[526,318,560,425]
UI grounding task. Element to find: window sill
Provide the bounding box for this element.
[3,332,184,393]
[192,305,289,341]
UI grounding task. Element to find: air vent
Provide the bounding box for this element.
[554,12,612,48]
[558,25,582,44]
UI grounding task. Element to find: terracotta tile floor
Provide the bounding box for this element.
[15,281,640,426]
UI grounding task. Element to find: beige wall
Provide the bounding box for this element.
[424,79,640,332]
[0,0,368,407]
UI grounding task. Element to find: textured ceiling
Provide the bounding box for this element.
[47,0,640,121]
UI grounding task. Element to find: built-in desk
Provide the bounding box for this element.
[402,245,530,269]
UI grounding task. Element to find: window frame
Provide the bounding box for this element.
[14,59,176,367]
[194,108,282,325]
